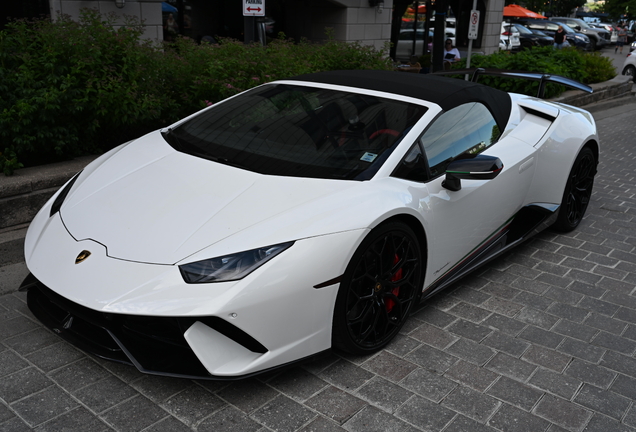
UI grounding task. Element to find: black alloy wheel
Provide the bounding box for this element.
[332,222,423,354]
[553,147,596,232]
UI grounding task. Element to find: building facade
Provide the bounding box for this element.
[6,0,503,58]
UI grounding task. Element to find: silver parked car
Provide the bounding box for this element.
[551,17,611,50]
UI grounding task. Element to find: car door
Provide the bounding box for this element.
[397,103,538,292]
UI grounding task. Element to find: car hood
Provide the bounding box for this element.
[61,131,370,265]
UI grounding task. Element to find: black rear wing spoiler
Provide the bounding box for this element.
[431,68,593,99]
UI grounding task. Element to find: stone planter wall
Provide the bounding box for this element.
[550,75,634,107]
[0,156,96,230]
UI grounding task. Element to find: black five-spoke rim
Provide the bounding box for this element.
[345,231,420,349]
[564,151,595,227]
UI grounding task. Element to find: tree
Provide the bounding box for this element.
[604,0,636,20]
[549,0,588,17]
[586,1,605,13]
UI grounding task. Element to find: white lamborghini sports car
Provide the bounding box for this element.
[21,70,599,379]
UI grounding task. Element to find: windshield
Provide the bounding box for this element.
[530,29,548,37]
[514,24,533,35]
[576,20,591,29]
[165,84,427,180]
[561,24,576,34]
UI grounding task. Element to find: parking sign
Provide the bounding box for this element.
[468,10,479,40]
[243,0,265,16]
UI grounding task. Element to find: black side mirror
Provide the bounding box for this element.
[442,155,503,191]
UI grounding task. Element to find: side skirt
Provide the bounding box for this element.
[417,203,559,306]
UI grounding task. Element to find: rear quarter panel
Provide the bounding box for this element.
[524,103,598,206]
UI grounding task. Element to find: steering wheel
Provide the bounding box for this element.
[369,129,400,140]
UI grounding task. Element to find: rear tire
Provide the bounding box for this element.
[332,222,423,355]
[623,65,636,77]
[552,147,596,232]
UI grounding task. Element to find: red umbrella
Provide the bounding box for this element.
[407,4,427,14]
[503,4,546,19]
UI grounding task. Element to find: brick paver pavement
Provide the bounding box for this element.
[1,101,635,431]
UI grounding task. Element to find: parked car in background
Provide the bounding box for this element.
[430,16,456,30]
[592,22,618,43]
[510,23,553,48]
[551,17,611,49]
[395,29,432,61]
[444,27,457,45]
[395,27,458,62]
[501,22,521,50]
[513,19,592,50]
[526,28,556,46]
[558,23,593,50]
[621,51,636,77]
[429,17,457,45]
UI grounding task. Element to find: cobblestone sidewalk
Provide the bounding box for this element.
[1,102,635,431]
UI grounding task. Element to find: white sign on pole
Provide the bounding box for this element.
[243,0,265,16]
[468,10,480,40]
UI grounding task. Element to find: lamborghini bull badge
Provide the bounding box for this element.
[75,250,91,264]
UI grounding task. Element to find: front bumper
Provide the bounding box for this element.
[25,275,268,379]
[595,36,608,47]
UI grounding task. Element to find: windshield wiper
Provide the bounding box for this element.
[191,151,247,170]
[161,128,184,151]
[162,128,247,170]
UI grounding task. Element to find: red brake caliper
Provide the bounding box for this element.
[385,254,402,313]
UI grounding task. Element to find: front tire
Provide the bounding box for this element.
[553,147,596,232]
[332,222,423,355]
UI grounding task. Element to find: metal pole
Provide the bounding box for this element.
[424,0,432,56]
[412,1,419,59]
[432,3,447,71]
[244,16,255,44]
[465,0,478,78]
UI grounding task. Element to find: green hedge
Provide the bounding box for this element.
[0,10,617,175]
[0,11,169,174]
[0,11,392,174]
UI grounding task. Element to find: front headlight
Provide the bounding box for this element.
[179,242,294,283]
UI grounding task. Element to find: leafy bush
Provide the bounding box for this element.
[162,31,393,119]
[578,51,616,84]
[0,12,393,174]
[0,10,172,172]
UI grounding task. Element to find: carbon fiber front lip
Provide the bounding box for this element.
[26,280,212,378]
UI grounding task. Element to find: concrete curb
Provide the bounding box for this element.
[0,155,97,230]
[549,74,635,107]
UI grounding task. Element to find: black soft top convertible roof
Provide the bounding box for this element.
[286,70,512,130]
